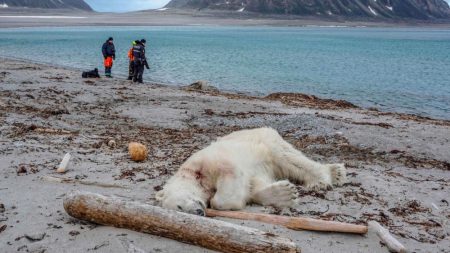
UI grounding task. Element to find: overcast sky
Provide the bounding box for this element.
[86,0,450,12]
[85,0,171,12]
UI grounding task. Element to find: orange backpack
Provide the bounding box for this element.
[128,48,134,61]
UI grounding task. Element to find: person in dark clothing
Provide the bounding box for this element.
[132,39,149,83]
[102,37,116,78]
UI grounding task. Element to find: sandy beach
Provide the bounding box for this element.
[0,57,449,252]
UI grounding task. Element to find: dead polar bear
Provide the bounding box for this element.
[156,127,346,216]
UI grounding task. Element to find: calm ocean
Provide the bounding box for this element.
[0,26,449,119]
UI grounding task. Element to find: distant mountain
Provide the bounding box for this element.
[165,0,450,19]
[0,0,93,11]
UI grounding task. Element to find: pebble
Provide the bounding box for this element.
[0,224,6,233]
[107,139,116,148]
[204,109,214,115]
[25,232,46,241]
[16,166,27,174]
[69,230,80,236]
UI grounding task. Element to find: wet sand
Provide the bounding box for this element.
[0,58,449,252]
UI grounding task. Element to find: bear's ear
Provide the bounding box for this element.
[155,190,165,202]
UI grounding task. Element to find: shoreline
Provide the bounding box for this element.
[0,58,449,252]
[2,55,449,124]
[0,9,450,28]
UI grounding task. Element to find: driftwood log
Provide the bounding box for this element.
[206,209,368,234]
[63,191,300,253]
[368,221,407,253]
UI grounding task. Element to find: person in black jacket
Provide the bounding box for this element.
[132,39,149,83]
[102,37,116,78]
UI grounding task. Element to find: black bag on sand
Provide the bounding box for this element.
[82,68,100,78]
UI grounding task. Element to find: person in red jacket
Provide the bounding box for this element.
[102,37,116,78]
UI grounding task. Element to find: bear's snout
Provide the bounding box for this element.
[195,209,205,216]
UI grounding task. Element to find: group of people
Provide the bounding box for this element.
[101,37,149,83]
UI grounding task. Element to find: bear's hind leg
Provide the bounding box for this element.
[273,140,347,190]
[251,180,298,208]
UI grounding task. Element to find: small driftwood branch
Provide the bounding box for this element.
[41,176,127,189]
[34,128,74,134]
[368,221,407,253]
[56,153,71,173]
[63,191,300,253]
[206,209,368,234]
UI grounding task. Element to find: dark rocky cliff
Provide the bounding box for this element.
[165,0,450,19]
[1,0,93,11]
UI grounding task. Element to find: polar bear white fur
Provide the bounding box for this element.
[156,127,346,215]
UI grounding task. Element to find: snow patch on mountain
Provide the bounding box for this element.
[368,6,378,16]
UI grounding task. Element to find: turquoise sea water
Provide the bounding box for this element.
[0,26,449,119]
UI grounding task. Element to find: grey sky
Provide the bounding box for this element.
[85,0,170,12]
[86,0,450,12]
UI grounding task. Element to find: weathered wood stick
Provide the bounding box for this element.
[368,221,407,253]
[63,191,300,253]
[41,176,127,189]
[34,128,74,134]
[56,153,71,173]
[206,209,368,234]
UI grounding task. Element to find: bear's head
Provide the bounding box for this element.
[156,188,207,216]
[156,154,213,216]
